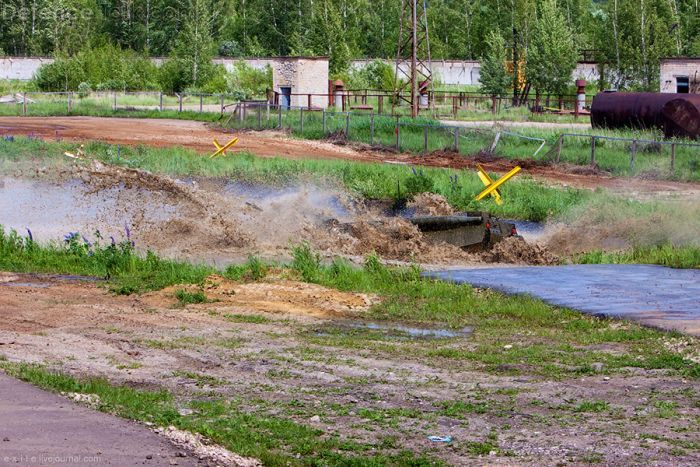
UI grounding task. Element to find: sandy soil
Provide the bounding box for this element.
[1,116,698,198]
[0,272,698,465]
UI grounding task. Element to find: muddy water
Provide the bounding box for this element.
[429,264,700,336]
[0,177,178,243]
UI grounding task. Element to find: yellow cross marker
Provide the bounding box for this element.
[475,164,521,205]
[210,137,239,158]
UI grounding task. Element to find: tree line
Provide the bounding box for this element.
[1,0,698,92]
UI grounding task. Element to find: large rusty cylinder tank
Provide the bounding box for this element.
[591,92,700,139]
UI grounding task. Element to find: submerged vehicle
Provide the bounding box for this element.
[408,212,519,250]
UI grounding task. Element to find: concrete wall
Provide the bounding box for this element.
[351,59,601,87]
[660,59,700,93]
[0,57,55,80]
[2,56,599,87]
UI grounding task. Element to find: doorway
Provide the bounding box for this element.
[280,87,292,109]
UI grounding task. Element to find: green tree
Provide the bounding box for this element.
[160,0,217,91]
[525,0,577,96]
[479,31,511,98]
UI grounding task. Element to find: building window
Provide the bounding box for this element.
[676,76,689,93]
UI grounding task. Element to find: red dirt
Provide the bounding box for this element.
[1,116,698,196]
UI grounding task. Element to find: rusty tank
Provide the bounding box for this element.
[591,92,700,139]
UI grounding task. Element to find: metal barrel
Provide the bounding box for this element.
[591,92,700,139]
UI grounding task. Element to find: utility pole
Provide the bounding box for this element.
[394,0,432,118]
[512,27,519,106]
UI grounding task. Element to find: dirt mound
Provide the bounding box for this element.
[407,193,455,216]
[481,237,559,265]
[558,163,611,177]
[154,274,376,318]
[325,129,349,145]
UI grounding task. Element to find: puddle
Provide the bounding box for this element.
[0,274,104,288]
[315,321,472,340]
[0,177,177,242]
[0,282,51,288]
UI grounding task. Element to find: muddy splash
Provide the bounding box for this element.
[1,162,557,266]
[543,197,700,256]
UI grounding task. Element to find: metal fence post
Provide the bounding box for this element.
[22,92,28,116]
[423,126,429,153]
[67,93,72,113]
[300,107,304,133]
[396,122,401,151]
[590,136,596,165]
[258,104,263,130]
[322,110,327,134]
[199,94,203,113]
[454,127,459,152]
[370,114,375,146]
[630,139,637,170]
[345,112,350,137]
[278,104,282,128]
[220,94,225,114]
[113,91,117,111]
[160,92,164,112]
[556,135,563,163]
[671,143,676,173]
[178,94,183,112]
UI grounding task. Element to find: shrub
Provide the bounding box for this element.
[34,45,159,92]
[225,62,272,99]
[77,82,92,98]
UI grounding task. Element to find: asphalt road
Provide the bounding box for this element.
[0,372,201,466]
[428,264,700,335]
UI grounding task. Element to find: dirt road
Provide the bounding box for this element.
[0,372,202,466]
[1,116,698,197]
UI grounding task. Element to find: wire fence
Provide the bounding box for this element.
[0,92,698,181]
[226,102,700,182]
[0,90,590,120]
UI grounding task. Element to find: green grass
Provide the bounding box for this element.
[174,289,208,305]
[576,244,700,269]
[0,362,437,466]
[224,255,269,281]
[574,400,609,413]
[223,313,271,324]
[0,136,591,221]
[0,227,213,294]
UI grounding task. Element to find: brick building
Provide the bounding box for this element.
[660,58,700,93]
[270,57,329,109]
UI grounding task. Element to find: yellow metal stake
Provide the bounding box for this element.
[475,164,521,204]
[210,137,239,158]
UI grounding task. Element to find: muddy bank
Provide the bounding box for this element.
[1,163,559,266]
